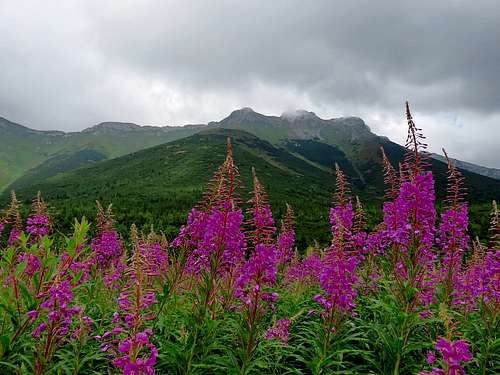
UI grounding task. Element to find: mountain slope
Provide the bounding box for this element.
[5,128,500,248]
[4,108,498,197]
[0,117,204,192]
[431,153,500,180]
[209,108,500,201]
[6,129,336,246]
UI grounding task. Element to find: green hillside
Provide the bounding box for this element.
[4,127,500,249]
[5,129,336,247]
[0,117,204,192]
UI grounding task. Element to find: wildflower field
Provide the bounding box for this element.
[0,105,498,374]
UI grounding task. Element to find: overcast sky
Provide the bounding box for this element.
[1,1,499,167]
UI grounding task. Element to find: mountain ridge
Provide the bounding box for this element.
[4,127,499,247]
[1,109,499,196]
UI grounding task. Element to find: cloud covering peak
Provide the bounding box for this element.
[1,0,499,167]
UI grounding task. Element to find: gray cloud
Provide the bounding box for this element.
[1,0,499,167]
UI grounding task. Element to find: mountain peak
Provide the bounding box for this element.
[280,109,318,121]
[82,122,141,133]
[220,107,271,124]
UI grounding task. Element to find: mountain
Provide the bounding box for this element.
[0,117,204,192]
[4,129,336,246]
[431,153,500,181]
[4,108,498,195]
[4,126,500,247]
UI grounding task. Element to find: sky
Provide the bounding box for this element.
[1,1,499,168]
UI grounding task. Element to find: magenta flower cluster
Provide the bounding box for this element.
[32,279,81,340]
[112,329,158,375]
[185,203,246,275]
[315,247,359,313]
[91,230,124,270]
[420,337,473,375]
[264,318,291,343]
[26,214,50,241]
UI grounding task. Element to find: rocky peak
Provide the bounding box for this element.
[82,122,141,134]
[280,109,318,121]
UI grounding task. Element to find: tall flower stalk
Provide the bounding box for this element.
[436,150,469,306]
[235,168,279,373]
[313,165,359,369]
[102,225,158,375]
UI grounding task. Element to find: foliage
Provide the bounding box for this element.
[0,107,499,374]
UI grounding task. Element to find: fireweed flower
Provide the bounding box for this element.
[264,318,291,343]
[420,337,472,375]
[236,243,278,304]
[315,247,359,314]
[8,227,21,247]
[26,215,50,240]
[112,329,158,375]
[18,252,41,277]
[247,167,276,248]
[483,249,500,306]
[26,192,50,243]
[5,191,22,246]
[313,165,359,316]
[382,171,437,306]
[330,202,353,245]
[455,241,499,311]
[235,168,278,308]
[103,225,158,374]
[436,204,469,304]
[185,202,245,275]
[91,230,124,270]
[455,248,486,310]
[277,229,295,264]
[383,172,436,255]
[142,241,169,276]
[172,208,209,249]
[276,205,295,265]
[285,252,322,286]
[34,279,82,340]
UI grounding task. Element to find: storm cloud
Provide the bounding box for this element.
[1,0,499,167]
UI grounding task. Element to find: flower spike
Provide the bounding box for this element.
[380,147,399,200]
[404,101,430,177]
[442,148,467,210]
[489,200,500,249]
[353,196,366,233]
[334,163,350,206]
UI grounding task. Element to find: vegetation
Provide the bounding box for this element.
[0,104,498,374]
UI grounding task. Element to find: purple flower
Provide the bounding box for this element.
[316,247,359,314]
[330,202,353,243]
[277,229,295,265]
[112,330,157,375]
[420,338,473,375]
[236,243,278,301]
[265,318,291,343]
[285,253,322,286]
[91,230,124,270]
[436,338,472,365]
[8,227,21,246]
[427,351,436,364]
[184,204,246,276]
[382,172,438,305]
[26,214,50,241]
[32,322,47,338]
